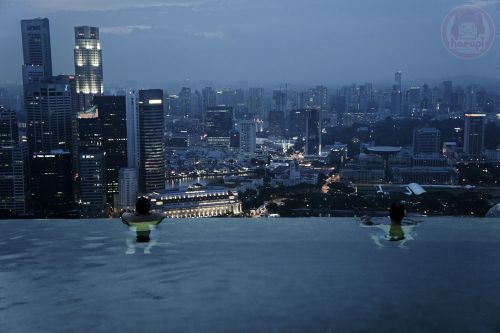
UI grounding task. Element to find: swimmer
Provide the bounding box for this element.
[121,197,165,254]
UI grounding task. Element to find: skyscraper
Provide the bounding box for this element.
[24,75,76,157]
[21,18,52,82]
[239,120,256,155]
[74,26,104,112]
[413,127,441,155]
[464,113,486,158]
[31,150,74,217]
[138,89,165,193]
[248,87,264,117]
[305,108,321,156]
[178,87,191,118]
[79,148,106,217]
[205,106,234,147]
[0,107,27,215]
[118,168,138,210]
[78,96,128,205]
[93,96,127,203]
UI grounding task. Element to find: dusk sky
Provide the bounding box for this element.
[1,0,499,88]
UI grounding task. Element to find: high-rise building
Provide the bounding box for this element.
[201,87,217,124]
[443,81,453,106]
[21,18,52,82]
[0,107,27,215]
[138,90,165,193]
[30,150,74,217]
[248,87,264,117]
[118,168,138,210]
[273,90,287,112]
[178,87,191,117]
[79,148,106,217]
[78,96,128,204]
[268,110,285,138]
[314,86,328,110]
[395,71,402,92]
[305,109,321,156]
[93,96,127,203]
[74,26,104,112]
[287,109,307,138]
[464,113,486,157]
[413,127,441,155]
[24,75,76,157]
[126,90,140,169]
[205,106,234,147]
[239,120,256,155]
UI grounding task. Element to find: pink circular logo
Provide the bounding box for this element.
[441,5,495,59]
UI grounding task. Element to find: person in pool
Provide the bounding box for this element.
[361,203,421,248]
[121,197,165,254]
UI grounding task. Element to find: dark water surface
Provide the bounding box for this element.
[1,218,500,332]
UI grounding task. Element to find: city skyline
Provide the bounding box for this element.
[1,0,500,87]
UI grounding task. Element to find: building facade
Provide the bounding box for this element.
[138,90,165,193]
[74,26,103,112]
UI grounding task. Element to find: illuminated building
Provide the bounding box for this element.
[464,113,485,158]
[0,107,27,215]
[79,148,106,217]
[205,106,233,147]
[239,120,256,155]
[138,90,165,193]
[30,150,74,217]
[74,26,103,112]
[147,185,242,218]
[77,96,127,204]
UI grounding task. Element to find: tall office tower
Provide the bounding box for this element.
[202,87,217,122]
[24,75,76,157]
[0,107,27,215]
[126,90,140,169]
[287,109,307,138]
[205,106,234,147]
[314,86,328,110]
[391,87,402,116]
[138,90,165,193]
[78,96,127,204]
[268,111,285,138]
[443,81,453,106]
[191,90,203,119]
[79,148,106,217]
[464,113,486,158]
[305,109,321,156]
[74,26,104,112]
[239,120,256,155]
[93,96,127,204]
[21,18,52,83]
[118,168,138,209]
[395,71,402,92]
[178,87,191,117]
[413,127,441,155]
[31,150,74,217]
[273,90,287,112]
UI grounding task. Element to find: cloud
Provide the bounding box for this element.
[194,31,227,40]
[18,0,207,12]
[101,25,152,35]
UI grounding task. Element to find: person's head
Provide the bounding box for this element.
[389,203,405,224]
[136,197,151,215]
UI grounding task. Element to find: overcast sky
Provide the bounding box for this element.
[1,0,499,88]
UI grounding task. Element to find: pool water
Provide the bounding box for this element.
[1,218,500,332]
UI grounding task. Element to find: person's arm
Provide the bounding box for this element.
[121,213,132,226]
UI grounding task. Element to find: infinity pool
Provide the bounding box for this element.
[1,218,500,332]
